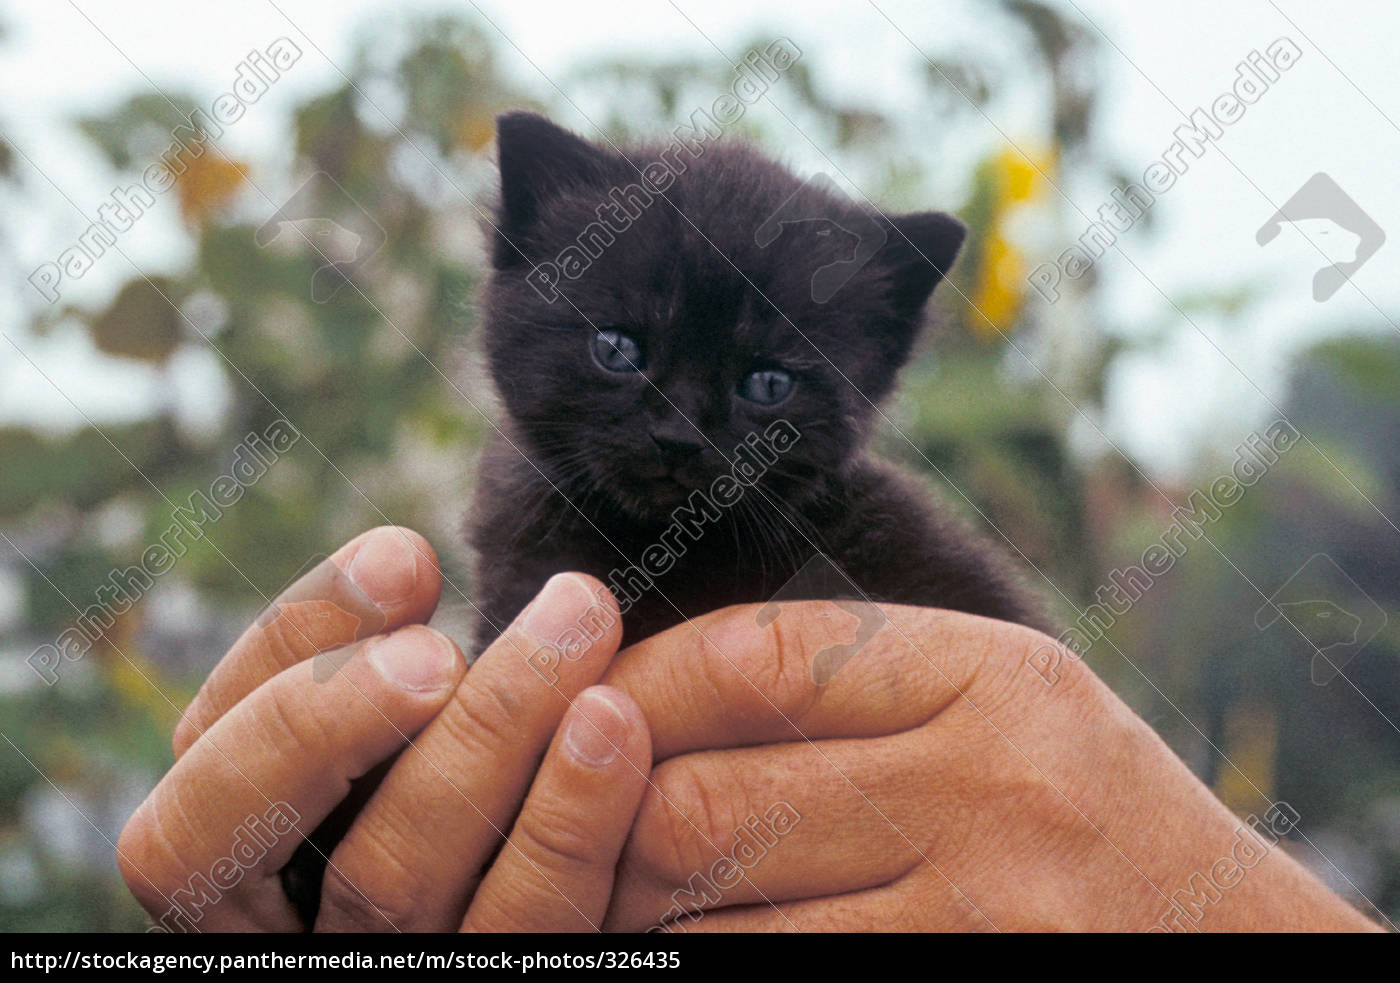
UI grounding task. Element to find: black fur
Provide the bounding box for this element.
[282,112,1047,928]
[469,112,1045,649]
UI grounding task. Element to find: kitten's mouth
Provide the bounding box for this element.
[642,474,694,497]
[627,469,702,510]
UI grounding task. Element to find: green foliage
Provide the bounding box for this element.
[1,5,1395,931]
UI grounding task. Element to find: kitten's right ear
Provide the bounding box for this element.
[494,112,606,267]
[878,211,967,317]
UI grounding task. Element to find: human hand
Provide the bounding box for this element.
[595,599,1382,932]
[118,527,650,932]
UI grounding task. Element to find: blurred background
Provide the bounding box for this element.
[1,0,1397,931]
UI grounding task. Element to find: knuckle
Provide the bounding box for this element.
[633,757,734,881]
[754,612,820,720]
[316,798,441,930]
[318,854,423,932]
[256,680,338,761]
[693,610,817,735]
[993,622,1107,723]
[441,674,530,757]
[954,621,1065,710]
[460,884,533,933]
[1012,776,1091,861]
[258,616,315,668]
[511,798,610,874]
[259,603,360,674]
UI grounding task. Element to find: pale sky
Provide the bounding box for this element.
[2,0,1397,478]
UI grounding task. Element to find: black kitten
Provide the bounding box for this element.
[468,112,1045,651]
[282,113,1048,927]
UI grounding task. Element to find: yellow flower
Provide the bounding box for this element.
[176,154,249,226]
[457,109,497,154]
[991,146,1054,205]
[967,145,1057,337]
[104,648,183,730]
[1214,699,1278,817]
[970,230,1025,338]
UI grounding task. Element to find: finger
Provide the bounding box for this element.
[117,625,464,931]
[462,686,651,932]
[315,573,624,932]
[174,526,441,757]
[602,601,1034,759]
[667,875,983,932]
[605,735,934,931]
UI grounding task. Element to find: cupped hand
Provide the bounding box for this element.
[118,527,650,933]
[596,599,1381,932]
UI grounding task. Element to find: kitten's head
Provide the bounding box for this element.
[482,112,964,523]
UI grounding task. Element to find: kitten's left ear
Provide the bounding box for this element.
[879,212,967,316]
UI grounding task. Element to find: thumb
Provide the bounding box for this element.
[602,599,1011,761]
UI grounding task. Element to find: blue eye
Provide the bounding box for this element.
[591,329,644,373]
[739,368,794,405]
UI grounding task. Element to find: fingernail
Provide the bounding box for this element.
[368,628,460,692]
[563,688,630,767]
[520,574,596,646]
[256,553,387,634]
[347,530,420,606]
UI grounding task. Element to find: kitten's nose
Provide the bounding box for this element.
[650,431,704,464]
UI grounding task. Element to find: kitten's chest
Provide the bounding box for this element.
[577,520,818,645]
